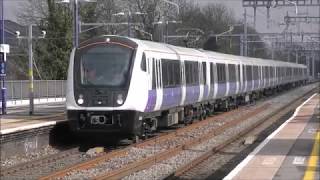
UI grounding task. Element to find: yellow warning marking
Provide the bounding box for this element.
[303,132,320,180]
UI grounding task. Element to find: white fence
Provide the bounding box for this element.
[2,80,66,100]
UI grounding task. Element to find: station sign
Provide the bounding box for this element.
[0,53,5,77]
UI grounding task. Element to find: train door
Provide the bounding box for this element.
[146,54,152,91]
[236,64,240,94]
[264,66,266,88]
[180,60,186,106]
[225,63,230,97]
[271,66,274,86]
[209,62,215,99]
[258,65,262,89]
[201,61,209,100]
[198,62,204,101]
[261,66,264,89]
[154,58,163,111]
[143,54,156,112]
[276,67,279,86]
[211,62,218,98]
[243,64,247,93]
[239,62,244,93]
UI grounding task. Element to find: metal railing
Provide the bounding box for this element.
[1,80,66,100]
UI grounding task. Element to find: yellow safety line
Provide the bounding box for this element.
[303,132,320,180]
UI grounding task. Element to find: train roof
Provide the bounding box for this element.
[79,35,306,68]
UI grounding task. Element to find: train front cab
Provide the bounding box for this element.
[67,36,147,137]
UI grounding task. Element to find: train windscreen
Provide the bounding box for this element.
[79,45,133,86]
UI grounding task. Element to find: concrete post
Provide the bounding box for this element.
[240,35,244,56]
[312,52,315,79]
[244,9,248,57]
[28,25,34,115]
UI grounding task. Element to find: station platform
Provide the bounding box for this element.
[224,93,320,180]
[0,102,66,135]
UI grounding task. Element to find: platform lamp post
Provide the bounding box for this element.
[0,0,9,115]
[15,26,46,115]
[57,0,96,48]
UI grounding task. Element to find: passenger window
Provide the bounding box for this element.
[210,63,214,84]
[228,64,236,82]
[217,63,226,83]
[161,59,181,88]
[246,65,253,81]
[185,61,199,85]
[141,53,146,72]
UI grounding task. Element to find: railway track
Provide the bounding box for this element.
[0,148,79,177]
[1,84,317,180]
[39,102,269,180]
[120,86,318,179]
[168,91,318,179]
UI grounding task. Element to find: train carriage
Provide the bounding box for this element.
[66,35,307,137]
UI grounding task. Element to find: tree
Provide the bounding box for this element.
[17,0,73,80]
[35,0,73,80]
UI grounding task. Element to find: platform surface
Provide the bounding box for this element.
[224,93,320,180]
[0,102,66,135]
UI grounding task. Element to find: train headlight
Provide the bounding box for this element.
[77,94,84,105]
[116,94,124,105]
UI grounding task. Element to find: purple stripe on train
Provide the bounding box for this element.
[161,87,182,109]
[209,84,215,98]
[217,83,227,98]
[242,82,246,92]
[229,82,237,95]
[185,85,200,105]
[144,90,157,112]
[246,81,253,91]
[253,80,259,90]
[203,85,209,100]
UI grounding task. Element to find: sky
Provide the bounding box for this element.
[2,0,320,34]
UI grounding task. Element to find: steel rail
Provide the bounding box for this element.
[0,148,80,177]
[42,83,319,179]
[39,103,265,180]
[93,104,269,180]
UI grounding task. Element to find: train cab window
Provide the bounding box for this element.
[79,44,133,86]
[217,63,226,83]
[228,64,236,82]
[202,62,207,85]
[185,61,199,85]
[162,59,181,88]
[246,65,253,81]
[141,53,146,72]
[210,63,214,84]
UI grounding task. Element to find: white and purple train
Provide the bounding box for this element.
[66,35,307,137]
